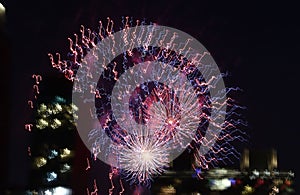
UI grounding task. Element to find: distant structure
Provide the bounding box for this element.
[240,148,277,171]
[240,148,250,170]
[268,148,278,170]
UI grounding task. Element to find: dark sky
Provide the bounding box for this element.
[1,0,299,191]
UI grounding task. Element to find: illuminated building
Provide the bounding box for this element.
[27,75,76,194]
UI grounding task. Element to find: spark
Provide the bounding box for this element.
[28,146,31,156]
[91,179,98,195]
[33,84,39,94]
[25,124,33,132]
[28,100,33,108]
[86,157,91,170]
[32,74,42,84]
[109,168,115,195]
[119,178,124,195]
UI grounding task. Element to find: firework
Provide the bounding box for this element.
[48,16,246,185]
[119,133,170,185]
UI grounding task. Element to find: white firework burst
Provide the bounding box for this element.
[119,134,170,184]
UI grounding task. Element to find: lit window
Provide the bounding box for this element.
[35,157,47,168]
[60,148,71,158]
[46,172,57,182]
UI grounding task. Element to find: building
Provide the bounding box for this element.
[27,75,76,194]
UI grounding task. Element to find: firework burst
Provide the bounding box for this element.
[119,134,170,185]
[48,16,247,186]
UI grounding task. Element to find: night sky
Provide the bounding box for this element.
[1,0,299,192]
